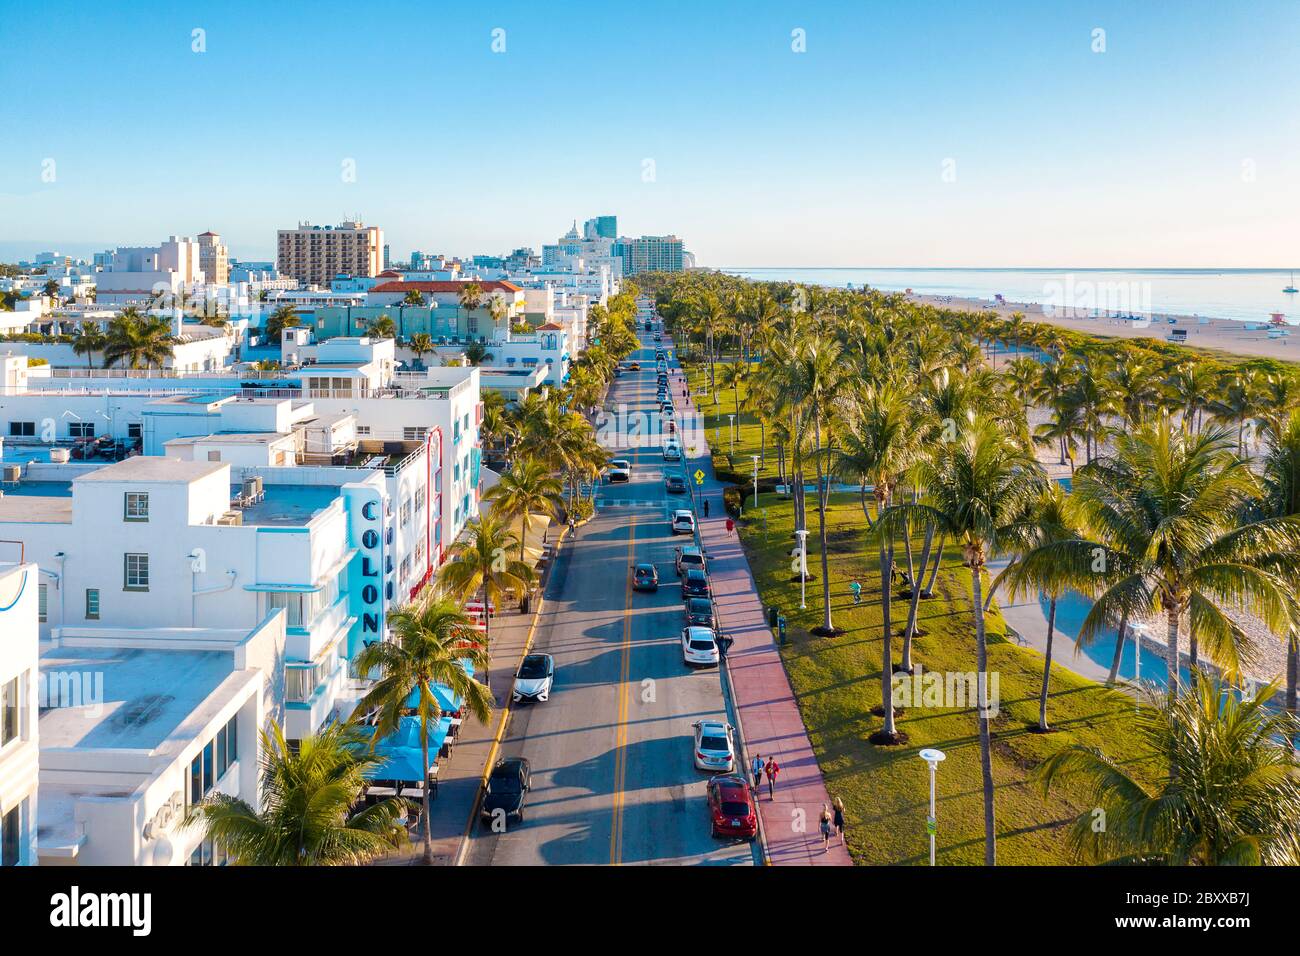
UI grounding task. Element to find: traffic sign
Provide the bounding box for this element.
[693,469,705,485]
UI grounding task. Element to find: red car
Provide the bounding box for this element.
[706,774,757,840]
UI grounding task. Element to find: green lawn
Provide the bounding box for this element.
[736,492,1160,865]
[679,357,782,481]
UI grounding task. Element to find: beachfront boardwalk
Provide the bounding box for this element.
[678,361,852,866]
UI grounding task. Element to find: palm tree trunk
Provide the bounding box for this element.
[1105,613,1129,685]
[970,560,997,866]
[420,715,434,864]
[1166,607,1180,703]
[900,522,935,672]
[1038,597,1057,731]
[813,418,833,633]
[879,539,896,737]
[923,536,946,597]
[1287,632,1298,716]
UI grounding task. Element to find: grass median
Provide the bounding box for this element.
[735,491,1158,865]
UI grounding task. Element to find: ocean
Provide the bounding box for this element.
[723,267,1300,325]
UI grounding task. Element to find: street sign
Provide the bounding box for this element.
[693,469,705,485]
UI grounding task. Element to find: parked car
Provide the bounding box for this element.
[692,719,736,772]
[682,568,710,599]
[480,757,532,828]
[512,654,555,703]
[706,774,758,840]
[675,545,705,575]
[685,596,715,628]
[681,626,720,666]
[633,563,659,592]
[665,474,687,494]
[670,509,696,535]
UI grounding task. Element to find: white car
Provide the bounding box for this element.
[670,509,696,535]
[663,443,682,462]
[605,458,631,483]
[512,653,555,703]
[692,719,736,772]
[681,626,720,667]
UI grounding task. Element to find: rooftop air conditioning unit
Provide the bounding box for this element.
[217,511,243,526]
[49,448,71,463]
[1,465,19,482]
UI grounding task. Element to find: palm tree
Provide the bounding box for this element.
[265,304,300,344]
[352,597,493,864]
[408,332,434,369]
[463,341,494,366]
[719,361,747,427]
[483,457,563,559]
[488,293,510,332]
[402,289,427,307]
[1255,407,1300,714]
[1207,370,1264,456]
[103,309,173,370]
[1013,417,1300,704]
[71,324,107,368]
[1035,678,1300,865]
[892,412,1047,864]
[987,485,1078,731]
[366,314,396,340]
[438,511,535,652]
[185,721,407,866]
[458,282,484,332]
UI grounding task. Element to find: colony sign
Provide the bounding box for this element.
[345,483,387,660]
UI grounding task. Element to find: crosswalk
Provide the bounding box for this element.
[593,498,668,510]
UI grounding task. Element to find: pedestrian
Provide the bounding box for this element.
[833,796,846,845]
[750,754,763,792]
[703,498,710,518]
[849,580,862,605]
[819,804,833,851]
[725,516,734,535]
[764,756,779,799]
[568,515,576,540]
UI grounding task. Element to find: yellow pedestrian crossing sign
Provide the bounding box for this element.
[694,469,705,485]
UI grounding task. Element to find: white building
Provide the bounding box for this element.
[95,237,207,306]
[0,561,39,866]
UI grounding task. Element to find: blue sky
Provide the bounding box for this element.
[0,0,1296,267]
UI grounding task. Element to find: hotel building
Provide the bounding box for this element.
[277,221,384,289]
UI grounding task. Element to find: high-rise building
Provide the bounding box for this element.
[276,220,384,288]
[584,215,617,240]
[196,231,229,286]
[613,235,685,275]
[383,244,391,270]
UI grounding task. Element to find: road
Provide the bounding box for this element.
[464,325,758,866]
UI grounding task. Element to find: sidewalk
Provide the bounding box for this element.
[377,541,562,865]
[672,355,851,866]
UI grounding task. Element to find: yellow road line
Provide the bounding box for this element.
[609,514,637,865]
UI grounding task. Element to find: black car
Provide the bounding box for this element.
[480,757,532,828]
[685,596,715,628]
[682,568,710,599]
[665,474,687,494]
[633,563,659,592]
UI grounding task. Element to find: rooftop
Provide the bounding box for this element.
[38,645,232,751]
[369,280,521,294]
[75,457,226,484]
[0,494,71,523]
[234,483,340,527]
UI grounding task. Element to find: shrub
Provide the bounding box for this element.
[722,486,742,518]
[568,498,594,523]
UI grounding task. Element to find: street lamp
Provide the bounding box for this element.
[751,454,760,508]
[794,528,809,610]
[918,748,946,866]
[728,414,736,455]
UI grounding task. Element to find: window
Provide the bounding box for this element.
[85,588,100,620]
[356,425,371,436]
[68,422,94,439]
[1,802,21,867]
[399,556,411,581]
[207,451,221,462]
[124,492,149,521]
[37,584,46,623]
[403,426,428,441]
[124,553,149,591]
[399,499,411,525]
[187,715,238,807]
[1,676,19,747]
[127,423,142,439]
[8,421,34,437]
[414,487,425,513]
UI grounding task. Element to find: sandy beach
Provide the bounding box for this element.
[911,293,1299,363]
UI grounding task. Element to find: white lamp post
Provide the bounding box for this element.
[751,454,760,508]
[728,414,736,455]
[918,748,946,866]
[794,528,809,609]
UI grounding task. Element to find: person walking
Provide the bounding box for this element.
[849,580,862,605]
[764,756,780,799]
[819,804,833,851]
[750,754,763,793]
[725,516,735,535]
[703,498,710,518]
[833,796,846,845]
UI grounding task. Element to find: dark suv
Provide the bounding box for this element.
[480,757,532,828]
[685,597,715,628]
[682,568,710,599]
